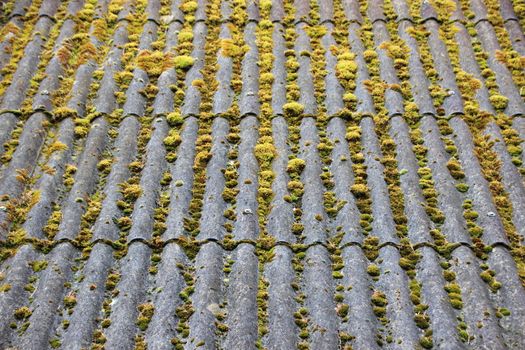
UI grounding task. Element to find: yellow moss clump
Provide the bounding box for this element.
[97,159,112,174]
[180,1,198,13]
[306,25,327,39]
[136,303,154,331]
[220,38,246,58]
[286,158,306,175]
[367,264,380,277]
[336,54,358,80]
[379,42,404,59]
[115,71,134,87]
[92,18,108,41]
[254,141,277,167]
[79,42,98,64]
[342,93,357,104]
[0,22,20,42]
[173,55,195,70]
[166,112,184,126]
[260,0,272,10]
[74,118,91,138]
[446,159,465,179]
[52,107,78,122]
[488,94,509,110]
[363,49,378,62]
[120,183,142,201]
[164,130,182,151]
[7,228,27,245]
[283,102,304,118]
[260,19,273,29]
[14,306,32,320]
[177,30,193,43]
[260,72,274,84]
[351,183,369,198]
[44,141,68,158]
[287,180,304,199]
[136,50,174,78]
[345,128,361,142]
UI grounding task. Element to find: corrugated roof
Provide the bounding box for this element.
[0,0,524,348]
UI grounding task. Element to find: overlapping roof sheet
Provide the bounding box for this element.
[0,0,524,349]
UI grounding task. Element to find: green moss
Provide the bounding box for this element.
[136,303,154,331]
[7,228,27,246]
[489,94,509,110]
[291,223,304,235]
[294,312,308,327]
[120,183,142,201]
[286,158,306,175]
[14,306,32,320]
[260,72,274,84]
[127,161,143,174]
[419,336,433,349]
[336,57,358,80]
[220,38,246,58]
[336,303,349,317]
[282,101,305,118]
[446,159,465,179]
[97,159,112,173]
[44,141,68,158]
[363,49,378,62]
[373,306,386,317]
[332,271,344,279]
[399,257,416,271]
[414,313,429,329]
[455,183,469,193]
[287,180,304,199]
[490,281,502,291]
[215,322,229,332]
[164,130,182,151]
[497,307,511,317]
[166,112,184,126]
[254,142,277,165]
[180,1,198,13]
[350,183,369,198]
[367,264,380,277]
[49,338,61,348]
[136,50,174,77]
[463,210,479,220]
[507,144,522,157]
[222,187,238,203]
[30,260,48,272]
[0,284,11,292]
[450,298,463,309]
[443,270,456,281]
[458,329,469,342]
[43,209,62,240]
[177,30,193,43]
[115,70,134,87]
[444,283,461,294]
[64,293,77,309]
[371,291,387,309]
[173,55,194,70]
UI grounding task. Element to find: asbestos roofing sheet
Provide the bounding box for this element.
[0,0,524,349]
